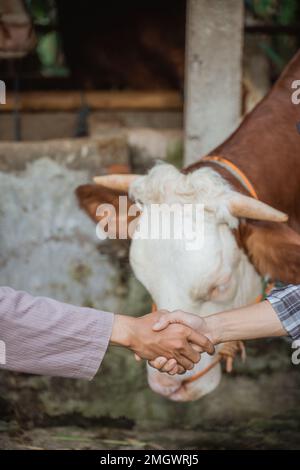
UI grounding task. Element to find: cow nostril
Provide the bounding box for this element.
[150,382,181,396]
[147,375,182,397]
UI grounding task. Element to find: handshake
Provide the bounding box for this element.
[110,299,285,374]
[110,309,216,375]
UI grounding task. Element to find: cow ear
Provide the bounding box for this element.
[75,184,141,239]
[238,220,300,284]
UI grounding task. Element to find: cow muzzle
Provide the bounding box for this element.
[147,352,222,401]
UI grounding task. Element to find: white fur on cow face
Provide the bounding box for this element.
[129,164,262,401]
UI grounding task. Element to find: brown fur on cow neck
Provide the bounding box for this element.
[185,51,300,284]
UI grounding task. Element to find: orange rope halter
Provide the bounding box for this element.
[201,155,259,200]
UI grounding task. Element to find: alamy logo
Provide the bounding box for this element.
[95,197,205,251]
[0,340,6,364]
[291,340,300,365]
[0,80,6,104]
[291,80,300,104]
[291,80,300,133]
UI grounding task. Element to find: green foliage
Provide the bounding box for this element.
[246,0,300,73]
[36,31,69,77]
[26,0,57,25]
[277,0,299,25]
[26,0,69,77]
[247,0,300,23]
[251,0,278,19]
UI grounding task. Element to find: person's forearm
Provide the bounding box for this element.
[110,314,135,349]
[206,300,287,345]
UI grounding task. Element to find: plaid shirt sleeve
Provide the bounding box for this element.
[267,285,300,341]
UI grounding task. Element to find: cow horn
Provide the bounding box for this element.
[93,174,140,192]
[228,194,288,222]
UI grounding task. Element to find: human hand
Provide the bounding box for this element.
[110,311,214,372]
[148,310,215,374]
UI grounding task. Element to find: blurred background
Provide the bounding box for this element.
[0,0,300,450]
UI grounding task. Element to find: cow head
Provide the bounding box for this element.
[76,163,300,401]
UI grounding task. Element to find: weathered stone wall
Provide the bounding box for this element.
[0,136,128,309]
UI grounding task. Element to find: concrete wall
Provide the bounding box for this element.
[0,136,128,311]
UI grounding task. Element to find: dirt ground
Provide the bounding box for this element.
[0,337,300,450]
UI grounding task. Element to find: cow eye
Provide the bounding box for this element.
[210,276,232,300]
[190,274,233,303]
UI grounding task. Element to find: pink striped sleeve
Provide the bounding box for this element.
[0,286,114,380]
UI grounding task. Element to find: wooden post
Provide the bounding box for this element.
[1,90,182,112]
[184,0,244,165]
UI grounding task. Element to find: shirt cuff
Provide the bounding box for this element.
[77,308,114,381]
[267,285,300,341]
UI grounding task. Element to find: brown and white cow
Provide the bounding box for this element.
[77,51,300,401]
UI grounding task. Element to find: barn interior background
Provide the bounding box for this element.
[0,0,300,450]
